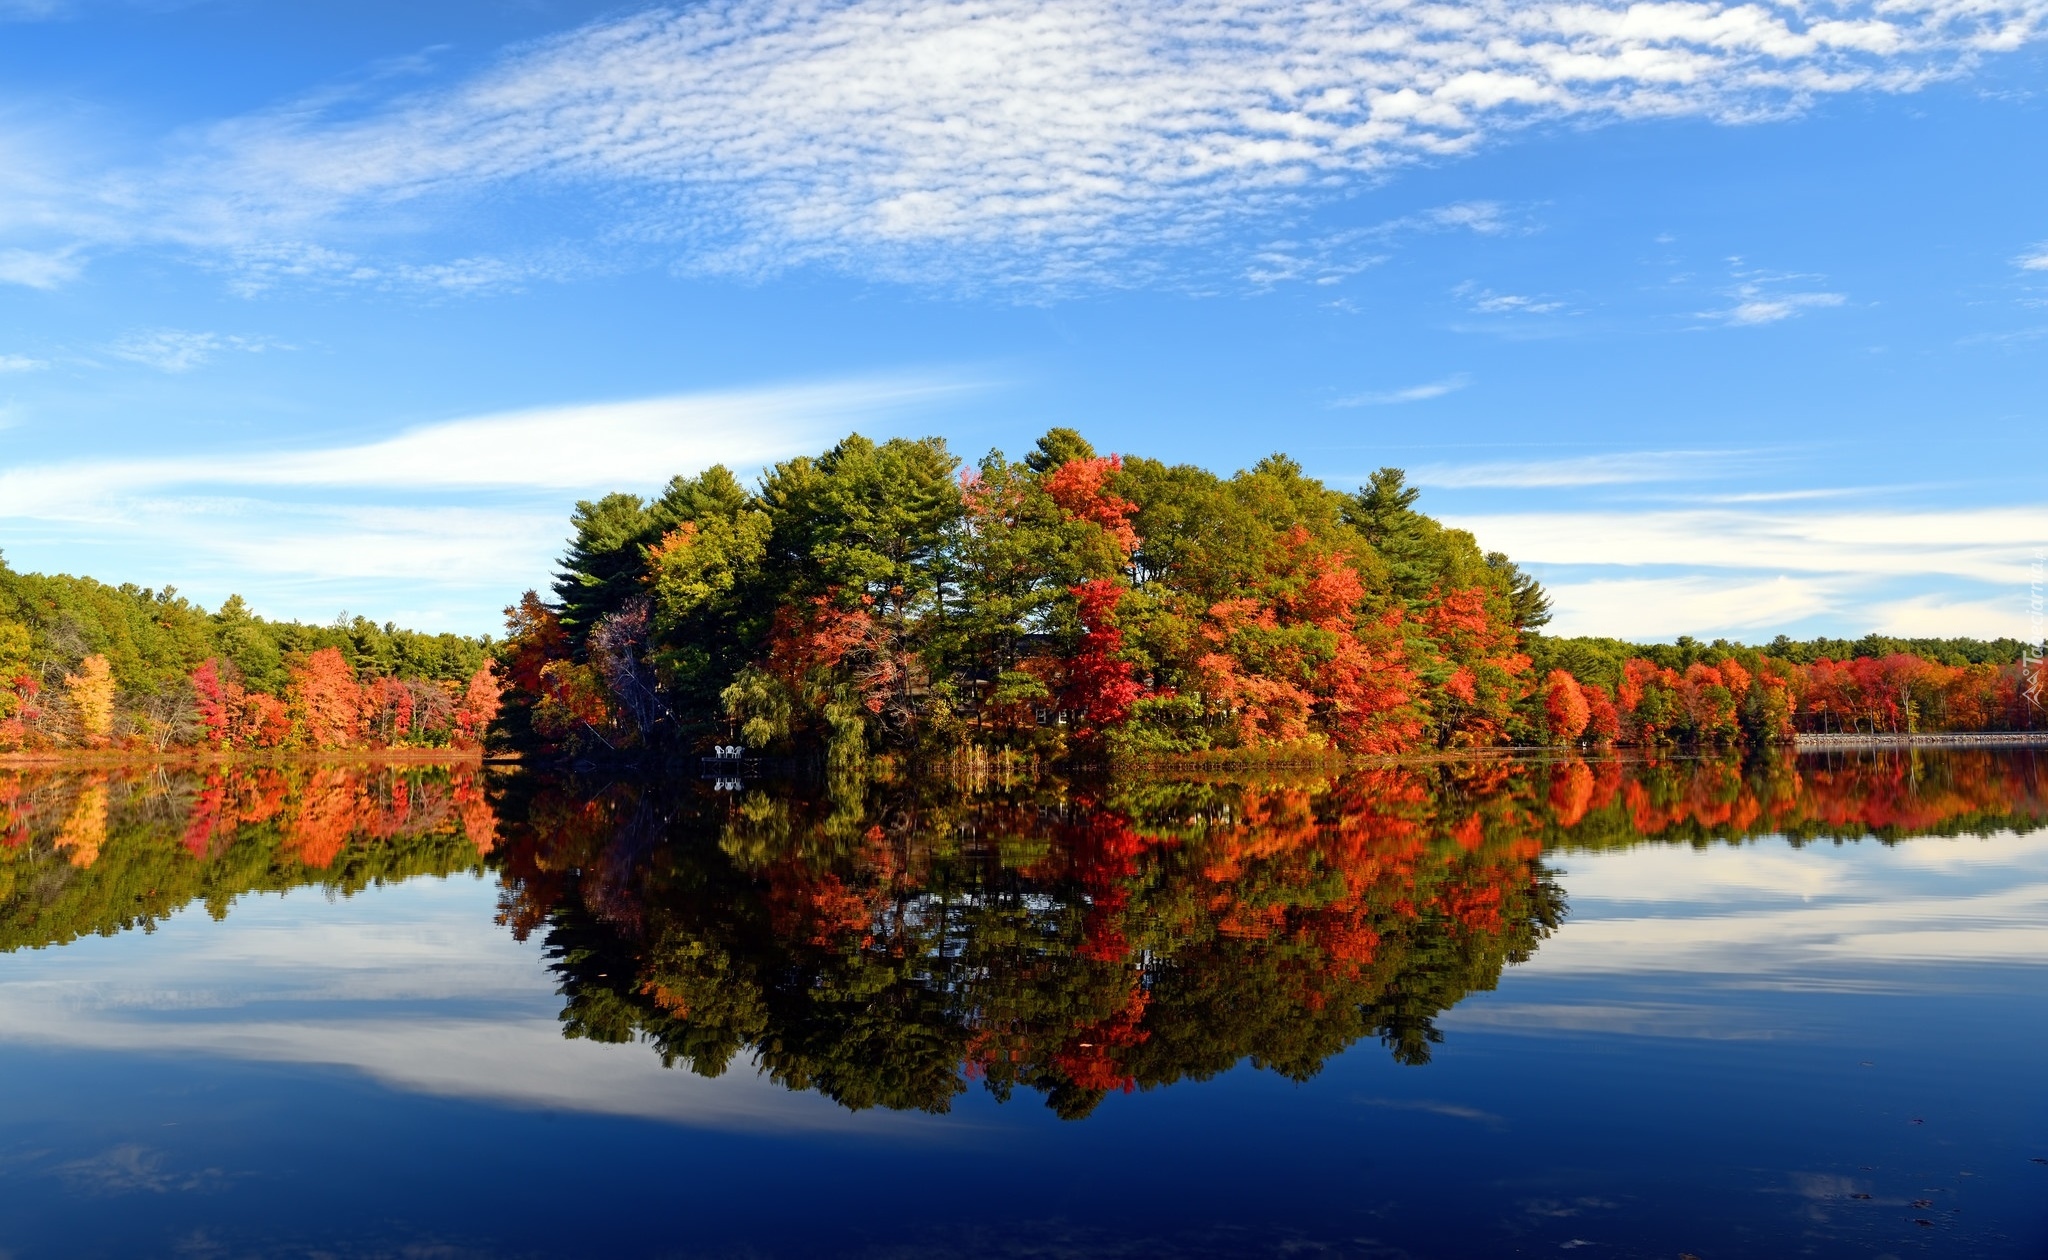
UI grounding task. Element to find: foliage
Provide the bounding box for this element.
[504,432,1553,760]
[0,552,498,753]
[504,430,2047,760]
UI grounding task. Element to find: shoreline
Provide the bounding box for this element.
[0,748,503,768]
[1791,732,2048,749]
[5,734,2042,772]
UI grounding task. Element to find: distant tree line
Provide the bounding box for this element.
[0,555,499,753]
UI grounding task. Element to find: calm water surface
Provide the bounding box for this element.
[0,752,2043,1258]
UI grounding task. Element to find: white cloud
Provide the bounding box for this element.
[1245,202,1508,287]
[1700,268,1848,326]
[2017,245,2048,271]
[1540,572,1852,638]
[1472,292,1565,315]
[0,352,46,372]
[106,328,281,373]
[0,245,82,289]
[0,374,973,628]
[1334,374,1471,407]
[0,374,970,512]
[1446,504,2048,588]
[1718,290,1846,325]
[1415,448,1751,487]
[1869,590,2043,638]
[1456,281,1566,314]
[14,0,2047,287]
[1437,498,2048,637]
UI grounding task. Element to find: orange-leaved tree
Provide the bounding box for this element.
[454,662,503,750]
[1541,669,1590,744]
[289,647,363,749]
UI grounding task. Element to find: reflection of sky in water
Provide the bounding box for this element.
[0,877,912,1136]
[0,827,2042,1255]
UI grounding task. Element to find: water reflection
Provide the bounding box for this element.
[0,763,499,950]
[1,750,2042,1122]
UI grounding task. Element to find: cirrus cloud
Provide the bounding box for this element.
[19,0,2048,289]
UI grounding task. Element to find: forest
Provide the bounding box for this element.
[0,555,500,753]
[496,428,2047,763]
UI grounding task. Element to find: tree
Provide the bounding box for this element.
[191,659,241,748]
[1062,580,1143,738]
[64,654,115,747]
[1541,670,1590,743]
[289,648,363,749]
[552,493,661,647]
[454,663,503,750]
[1486,551,1552,632]
[1023,426,1097,474]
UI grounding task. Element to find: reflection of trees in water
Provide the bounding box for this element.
[493,748,2048,1120]
[0,764,499,950]
[2,749,2040,1120]
[496,766,1564,1120]
[1553,748,2047,849]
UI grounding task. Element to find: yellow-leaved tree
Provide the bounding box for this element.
[65,653,115,746]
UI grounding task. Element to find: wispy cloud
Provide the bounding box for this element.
[0,245,82,289]
[1414,449,1751,487]
[1448,504,2048,585]
[1245,203,1510,288]
[2016,244,2048,270]
[1869,591,2042,638]
[106,329,282,373]
[0,374,976,628]
[1355,1097,1507,1126]
[1538,572,1855,638]
[1441,502,2048,637]
[0,352,46,372]
[1456,282,1567,315]
[1701,268,1848,326]
[1717,291,1847,325]
[10,0,2046,289]
[1334,374,1471,408]
[0,374,971,508]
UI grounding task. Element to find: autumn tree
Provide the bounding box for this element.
[1541,669,1590,744]
[289,647,363,749]
[64,654,116,747]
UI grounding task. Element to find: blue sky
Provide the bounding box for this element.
[0,0,2044,640]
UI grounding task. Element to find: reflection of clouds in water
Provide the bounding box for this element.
[1354,1096,1507,1126]
[1536,832,2048,974]
[1528,882,2048,975]
[1446,1001,1788,1040]
[1443,832,2048,1043]
[1553,831,2048,906]
[0,882,937,1136]
[56,1144,228,1196]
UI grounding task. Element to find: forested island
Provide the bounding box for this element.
[496,428,2044,763]
[3,428,2042,761]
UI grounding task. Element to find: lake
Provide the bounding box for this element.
[0,750,2043,1258]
